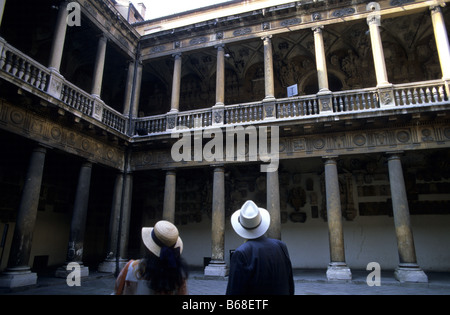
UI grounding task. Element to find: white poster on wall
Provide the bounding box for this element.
[287,84,298,97]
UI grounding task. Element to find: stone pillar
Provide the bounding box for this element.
[118,173,133,262]
[122,61,135,116]
[162,169,176,223]
[430,5,450,82]
[266,169,281,240]
[56,161,92,278]
[215,45,225,107]
[0,0,6,29]
[387,153,428,283]
[0,145,46,288]
[205,166,228,277]
[262,35,275,101]
[91,35,108,98]
[324,157,351,281]
[98,173,127,273]
[131,61,143,118]
[366,4,389,88]
[48,1,68,72]
[312,26,329,93]
[170,53,182,113]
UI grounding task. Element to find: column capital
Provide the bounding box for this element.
[172,53,182,59]
[386,151,404,161]
[367,14,381,26]
[430,2,446,13]
[215,44,225,50]
[261,34,272,41]
[212,164,225,171]
[312,25,324,33]
[323,155,339,163]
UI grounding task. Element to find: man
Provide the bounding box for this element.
[226,200,294,295]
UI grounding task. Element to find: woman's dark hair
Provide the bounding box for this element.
[137,248,189,293]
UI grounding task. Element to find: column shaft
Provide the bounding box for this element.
[267,169,281,240]
[262,36,275,100]
[431,5,450,80]
[48,1,68,72]
[119,173,133,260]
[324,158,345,263]
[324,157,351,281]
[367,14,390,87]
[170,54,182,112]
[131,61,143,118]
[211,167,225,261]
[205,166,228,277]
[387,154,416,264]
[387,153,427,282]
[91,35,107,97]
[67,162,92,264]
[313,26,329,92]
[122,61,135,116]
[6,145,46,270]
[0,0,6,28]
[215,45,225,106]
[162,170,176,222]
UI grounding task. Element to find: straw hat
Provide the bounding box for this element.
[142,220,183,257]
[231,200,270,239]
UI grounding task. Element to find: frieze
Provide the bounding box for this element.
[0,100,124,170]
[130,123,450,171]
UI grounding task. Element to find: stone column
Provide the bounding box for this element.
[131,61,143,118]
[215,45,225,107]
[162,169,176,223]
[266,168,281,240]
[122,61,135,116]
[118,173,133,262]
[324,157,351,281]
[387,153,428,283]
[0,145,46,288]
[91,35,108,98]
[262,35,275,101]
[430,5,450,82]
[366,5,389,88]
[205,166,228,277]
[312,26,329,93]
[170,53,182,113]
[0,0,6,29]
[48,1,68,72]
[98,173,127,273]
[56,161,92,278]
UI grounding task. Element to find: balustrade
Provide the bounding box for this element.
[0,40,449,139]
[0,39,127,135]
[0,41,50,92]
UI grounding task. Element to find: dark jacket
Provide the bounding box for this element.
[226,236,294,295]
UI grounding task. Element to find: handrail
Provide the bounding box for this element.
[1,40,449,139]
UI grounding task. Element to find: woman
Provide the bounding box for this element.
[114,220,189,295]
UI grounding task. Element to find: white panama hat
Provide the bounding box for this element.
[231,200,271,239]
[141,220,183,257]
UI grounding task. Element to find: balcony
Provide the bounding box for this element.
[1,38,449,144]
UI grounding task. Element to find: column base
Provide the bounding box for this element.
[0,267,37,288]
[326,262,352,281]
[98,258,128,273]
[394,263,428,283]
[204,260,228,278]
[55,262,89,278]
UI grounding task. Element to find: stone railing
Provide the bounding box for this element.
[0,38,128,135]
[1,39,449,140]
[133,79,449,136]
